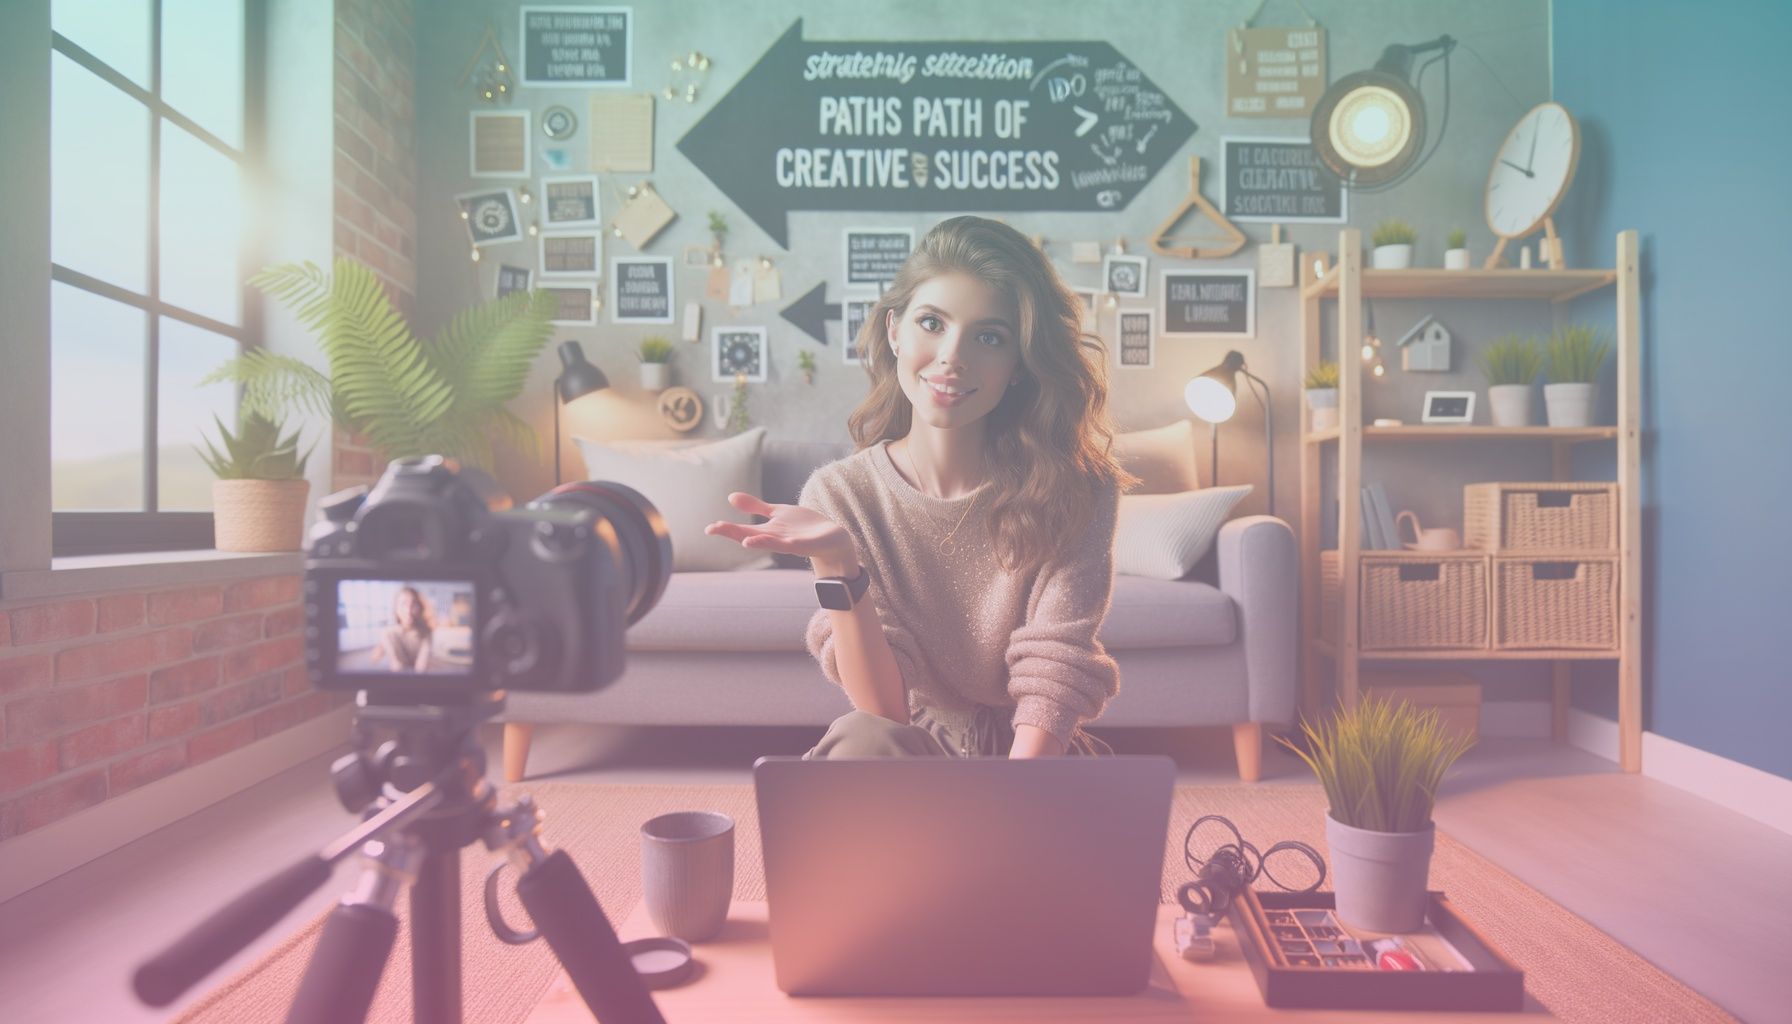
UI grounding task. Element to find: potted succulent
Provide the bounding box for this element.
[638,336,675,391]
[796,348,817,385]
[1371,219,1417,269]
[1544,324,1609,428]
[1303,360,1340,432]
[198,413,313,552]
[1478,333,1542,427]
[1443,227,1471,270]
[1279,695,1473,933]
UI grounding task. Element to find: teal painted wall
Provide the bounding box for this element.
[1554,0,1792,778]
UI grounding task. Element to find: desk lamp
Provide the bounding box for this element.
[1185,351,1275,516]
[553,340,609,485]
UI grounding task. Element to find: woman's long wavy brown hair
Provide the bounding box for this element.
[847,216,1135,576]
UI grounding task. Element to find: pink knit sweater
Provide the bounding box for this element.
[800,440,1120,748]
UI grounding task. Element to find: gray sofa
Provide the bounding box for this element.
[501,439,1298,780]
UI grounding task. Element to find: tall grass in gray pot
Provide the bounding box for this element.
[1279,695,1474,931]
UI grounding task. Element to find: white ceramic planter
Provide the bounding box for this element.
[1305,388,1339,432]
[212,479,310,553]
[1487,384,1532,427]
[1325,815,1435,933]
[1544,382,1596,427]
[639,363,671,391]
[1443,248,1471,270]
[1371,244,1413,269]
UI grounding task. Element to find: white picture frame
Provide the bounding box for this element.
[1102,254,1148,298]
[1116,309,1155,370]
[469,110,530,178]
[455,189,523,247]
[519,5,633,88]
[539,232,601,278]
[542,282,599,326]
[1219,136,1349,224]
[611,256,674,324]
[1421,390,1477,424]
[1160,268,1256,339]
[712,326,768,383]
[540,175,602,228]
[842,295,877,365]
[843,227,914,288]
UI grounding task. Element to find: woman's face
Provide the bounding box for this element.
[887,272,1023,432]
[396,590,423,627]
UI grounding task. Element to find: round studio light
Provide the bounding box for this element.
[1311,69,1423,187]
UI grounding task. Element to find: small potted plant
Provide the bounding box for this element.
[1303,360,1340,432]
[796,348,817,385]
[198,412,313,552]
[1544,324,1609,428]
[1371,219,1417,269]
[724,373,752,435]
[1443,227,1471,270]
[1279,695,1473,933]
[637,336,674,391]
[1478,333,1542,427]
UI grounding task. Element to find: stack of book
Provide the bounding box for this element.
[1359,482,1400,549]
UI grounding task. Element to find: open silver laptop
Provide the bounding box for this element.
[753,755,1175,996]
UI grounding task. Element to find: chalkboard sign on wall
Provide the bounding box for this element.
[521,6,631,87]
[844,229,913,287]
[1221,137,1345,223]
[612,257,673,323]
[678,21,1198,246]
[1162,269,1255,338]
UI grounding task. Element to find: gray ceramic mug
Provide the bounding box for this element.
[640,811,734,942]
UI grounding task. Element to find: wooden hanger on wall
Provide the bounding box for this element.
[1149,157,1247,260]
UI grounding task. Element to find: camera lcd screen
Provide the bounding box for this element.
[335,579,476,676]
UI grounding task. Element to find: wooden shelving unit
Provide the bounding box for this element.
[1298,230,1644,771]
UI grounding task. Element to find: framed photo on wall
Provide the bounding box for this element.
[1421,390,1477,424]
[611,256,674,323]
[541,175,601,228]
[470,111,530,178]
[713,326,768,382]
[842,295,877,365]
[1161,269,1256,339]
[456,189,523,247]
[1103,254,1148,298]
[542,282,598,326]
[1116,309,1154,369]
[541,233,601,277]
[495,264,532,299]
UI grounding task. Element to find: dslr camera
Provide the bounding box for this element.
[303,456,671,701]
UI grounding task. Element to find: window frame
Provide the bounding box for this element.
[49,0,266,556]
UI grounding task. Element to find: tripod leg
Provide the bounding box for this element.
[412,848,462,1024]
[518,849,666,1024]
[286,903,397,1024]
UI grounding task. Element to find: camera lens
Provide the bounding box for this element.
[532,481,672,626]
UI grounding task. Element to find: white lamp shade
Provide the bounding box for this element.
[1185,377,1237,423]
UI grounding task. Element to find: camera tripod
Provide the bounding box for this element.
[134,691,665,1024]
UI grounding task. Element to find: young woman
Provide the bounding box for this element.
[706,216,1132,759]
[370,585,434,673]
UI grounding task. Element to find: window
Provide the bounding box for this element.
[49,0,259,555]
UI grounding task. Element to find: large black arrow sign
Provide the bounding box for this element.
[677,21,1198,247]
[780,281,840,345]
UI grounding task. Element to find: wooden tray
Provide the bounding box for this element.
[1228,889,1526,1011]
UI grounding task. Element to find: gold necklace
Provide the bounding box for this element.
[898,443,981,554]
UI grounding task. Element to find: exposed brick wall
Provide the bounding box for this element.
[0,576,339,841]
[333,0,417,490]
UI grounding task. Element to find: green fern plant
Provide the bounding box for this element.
[1304,361,1340,390]
[197,413,312,481]
[1479,333,1543,386]
[1546,324,1609,384]
[204,258,556,468]
[1372,219,1417,247]
[1277,695,1473,833]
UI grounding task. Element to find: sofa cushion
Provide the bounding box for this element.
[1114,420,1202,493]
[1114,485,1252,581]
[625,569,1236,653]
[575,428,772,573]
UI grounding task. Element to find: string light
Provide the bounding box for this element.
[469,247,480,262]
[517,187,532,205]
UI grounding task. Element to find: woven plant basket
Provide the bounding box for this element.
[212,479,310,552]
[1359,552,1490,651]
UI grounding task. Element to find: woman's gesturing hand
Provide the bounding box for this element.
[705,492,856,573]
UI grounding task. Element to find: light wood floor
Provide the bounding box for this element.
[1,726,1785,1024]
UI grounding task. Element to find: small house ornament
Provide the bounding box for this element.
[1396,314,1453,372]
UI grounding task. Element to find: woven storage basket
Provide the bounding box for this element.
[1493,554,1619,650]
[1359,552,1490,651]
[212,479,310,552]
[1464,482,1617,551]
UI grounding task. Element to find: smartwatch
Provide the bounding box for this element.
[814,566,870,611]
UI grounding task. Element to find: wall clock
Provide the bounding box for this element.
[1483,101,1580,269]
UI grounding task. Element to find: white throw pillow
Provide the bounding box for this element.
[1113,485,1252,580]
[1113,420,1202,493]
[574,428,772,572]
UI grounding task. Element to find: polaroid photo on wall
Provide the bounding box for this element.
[470,110,530,178]
[1103,254,1148,298]
[1116,309,1155,369]
[495,264,532,300]
[842,295,877,365]
[541,175,601,229]
[713,326,768,383]
[542,281,598,326]
[456,189,523,247]
[540,233,601,277]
